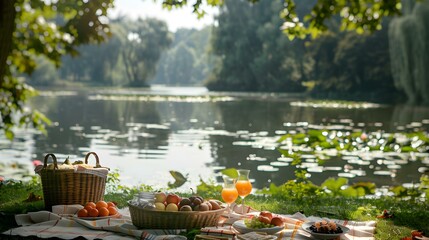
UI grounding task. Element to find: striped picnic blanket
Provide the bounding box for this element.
[2,204,376,240]
[2,205,185,240]
[198,204,376,240]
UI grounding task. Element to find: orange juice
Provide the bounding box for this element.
[221,188,238,204]
[235,180,252,197]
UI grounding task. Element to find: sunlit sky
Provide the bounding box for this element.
[108,0,218,32]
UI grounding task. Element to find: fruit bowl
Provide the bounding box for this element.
[128,201,226,229]
[301,222,350,240]
[232,220,284,235]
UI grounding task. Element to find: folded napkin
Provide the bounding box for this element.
[200,204,376,240]
[34,165,109,178]
[3,205,186,240]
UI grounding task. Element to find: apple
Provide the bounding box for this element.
[179,198,192,208]
[155,192,167,203]
[258,215,271,225]
[205,201,212,210]
[166,194,181,205]
[260,211,273,221]
[155,202,165,211]
[192,198,203,206]
[166,203,179,211]
[198,203,210,211]
[270,217,284,226]
[180,205,192,211]
[208,200,221,210]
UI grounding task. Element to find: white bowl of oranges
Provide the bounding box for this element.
[76,200,120,219]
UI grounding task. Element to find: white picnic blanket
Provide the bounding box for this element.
[2,204,376,240]
[199,204,376,240]
[2,205,185,240]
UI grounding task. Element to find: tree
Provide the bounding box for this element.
[153,27,214,86]
[0,0,113,139]
[121,19,172,87]
[207,0,306,92]
[160,0,403,38]
[57,22,125,86]
[0,0,412,139]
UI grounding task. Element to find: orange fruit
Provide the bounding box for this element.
[98,207,109,217]
[108,206,118,216]
[85,202,96,211]
[88,208,99,217]
[96,201,108,210]
[77,208,88,217]
[107,202,116,208]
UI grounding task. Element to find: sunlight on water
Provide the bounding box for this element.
[1,87,429,191]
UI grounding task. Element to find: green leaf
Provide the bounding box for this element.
[352,182,376,195]
[341,187,358,197]
[401,146,414,152]
[168,170,188,189]
[221,168,238,178]
[5,130,14,140]
[322,177,348,195]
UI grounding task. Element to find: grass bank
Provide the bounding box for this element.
[1,176,428,240]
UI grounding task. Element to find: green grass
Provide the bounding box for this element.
[1,180,428,240]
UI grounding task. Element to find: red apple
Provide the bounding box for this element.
[260,211,273,221]
[270,217,284,227]
[155,192,167,203]
[258,215,271,225]
[166,193,181,205]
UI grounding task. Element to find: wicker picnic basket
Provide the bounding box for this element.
[128,203,225,229]
[40,152,108,210]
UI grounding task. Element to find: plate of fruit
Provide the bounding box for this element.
[232,211,284,235]
[301,220,349,240]
[76,201,121,220]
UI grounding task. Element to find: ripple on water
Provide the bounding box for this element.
[373,170,392,176]
[246,155,267,161]
[257,165,279,172]
[387,165,402,169]
[270,161,289,167]
[277,157,293,162]
[338,172,356,178]
[323,166,342,171]
[349,169,366,176]
[307,167,324,173]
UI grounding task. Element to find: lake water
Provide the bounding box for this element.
[1,86,429,192]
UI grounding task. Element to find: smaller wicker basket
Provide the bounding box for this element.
[128,203,225,229]
[40,152,107,210]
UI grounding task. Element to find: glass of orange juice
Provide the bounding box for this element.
[235,169,252,214]
[221,176,238,218]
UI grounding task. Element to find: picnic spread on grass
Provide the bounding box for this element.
[1,152,378,239]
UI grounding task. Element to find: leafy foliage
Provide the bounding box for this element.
[207,0,306,92]
[277,129,429,153]
[196,177,222,199]
[153,27,214,86]
[159,0,404,39]
[121,19,172,87]
[1,0,113,138]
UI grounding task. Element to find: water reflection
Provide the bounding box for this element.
[0,87,429,191]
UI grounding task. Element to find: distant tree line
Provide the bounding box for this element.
[28,18,172,87]
[206,0,402,101]
[26,0,403,102]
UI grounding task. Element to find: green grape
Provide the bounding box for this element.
[244,218,275,229]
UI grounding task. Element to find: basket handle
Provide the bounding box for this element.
[85,152,102,168]
[43,153,58,170]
